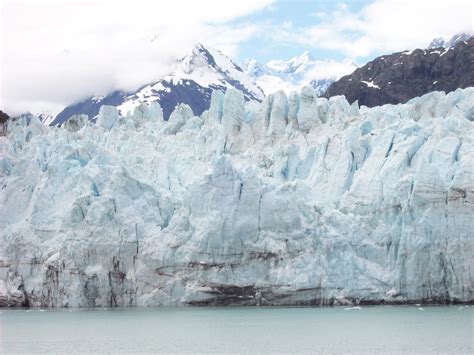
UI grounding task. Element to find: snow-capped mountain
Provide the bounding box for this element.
[242,52,356,96]
[428,32,473,49]
[50,44,264,126]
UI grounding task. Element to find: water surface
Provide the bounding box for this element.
[1,306,472,354]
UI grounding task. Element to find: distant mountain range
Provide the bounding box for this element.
[39,33,473,126]
[241,52,356,96]
[324,34,473,107]
[49,44,264,126]
[48,47,356,126]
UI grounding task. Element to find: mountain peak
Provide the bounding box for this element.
[52,43,263,125]
[428,32,473,49]
[178,43,218,74]
[288,50,313,67]
[266,50,314,74]
[242,50,356,96]
[241,58,265,77]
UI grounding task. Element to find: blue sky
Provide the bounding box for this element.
[234,0,374,63]
[1,0,472,114]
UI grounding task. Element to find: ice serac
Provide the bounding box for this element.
[0,89,473,307]
[164,104,193,135]
[297,86,320,131]
[208,90,225,124]
[222,89,244,136]
[97,105,119,130]
[268,91,288,136]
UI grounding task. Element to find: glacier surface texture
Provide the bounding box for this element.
[0,87,473,307]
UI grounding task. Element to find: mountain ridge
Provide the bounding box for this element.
[324,37,474,107]
[50,44,264,126]
[37,33,474,126]
[242,52,356,97]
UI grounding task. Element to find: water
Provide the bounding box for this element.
[0,306,472,354]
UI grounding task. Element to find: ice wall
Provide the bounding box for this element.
[0,87,473,307]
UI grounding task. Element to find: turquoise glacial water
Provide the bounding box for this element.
[0,306,472,354]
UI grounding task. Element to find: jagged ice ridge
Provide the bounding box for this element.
[0,86,473,307]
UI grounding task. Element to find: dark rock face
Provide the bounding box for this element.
[0,110,9,134]
[51,91,128,126]
[0,110,10,124]
[324,39,474,107]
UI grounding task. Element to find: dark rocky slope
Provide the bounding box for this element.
[324,38,474,107]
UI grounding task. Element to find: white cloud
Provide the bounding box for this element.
[304,59,357,81]
[269,0,473,59]
[0,0,273,114]
[2,0,471,115]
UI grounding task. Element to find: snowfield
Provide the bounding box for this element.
[0,87,473,307]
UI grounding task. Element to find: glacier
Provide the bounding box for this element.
[0,87,473,307]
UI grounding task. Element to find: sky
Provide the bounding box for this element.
[0,0,472,115]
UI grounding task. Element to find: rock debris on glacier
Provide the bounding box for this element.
[0,87,473,307]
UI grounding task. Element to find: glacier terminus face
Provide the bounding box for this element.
[0,87,473,307]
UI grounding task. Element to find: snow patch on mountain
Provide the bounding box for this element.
[361,81,380,89]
